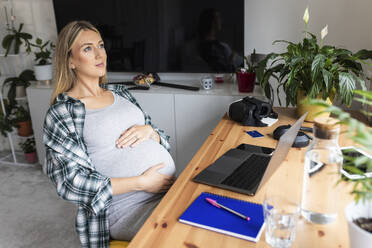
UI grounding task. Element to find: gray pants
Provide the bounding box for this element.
[109,194,162,241]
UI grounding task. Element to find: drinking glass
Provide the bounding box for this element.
[263,196,300,248]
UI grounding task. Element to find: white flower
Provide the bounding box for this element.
[321,25,328,40]
[303,7,309,24]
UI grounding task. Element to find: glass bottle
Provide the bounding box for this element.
[301,117,343,224]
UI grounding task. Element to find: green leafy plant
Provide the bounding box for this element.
[0,113,13,137]
[19,137,36,153]
[31,38,55,65]
[2,69,35,108]
[256,7,372,107]
[310,90,372,203]
[1,23,33,56]
[239,49,258,73]
[8,105,31,125]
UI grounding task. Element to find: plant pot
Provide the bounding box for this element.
[0,53,28,75]
[297,91,333,122]
[236,72,255,93]
[17,120,33,137]
[33,64,53,81]
[24,151,38,164]
[345,201,372,248]
[15,85,26,98]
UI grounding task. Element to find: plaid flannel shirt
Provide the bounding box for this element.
[43,84,170,248]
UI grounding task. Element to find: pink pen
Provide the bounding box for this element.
[205,198,251,221]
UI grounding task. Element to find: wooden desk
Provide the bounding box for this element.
[128,108,354,248]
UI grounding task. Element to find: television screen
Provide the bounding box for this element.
[52,0,244,73]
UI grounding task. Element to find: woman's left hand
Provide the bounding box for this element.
[116,125,159,148]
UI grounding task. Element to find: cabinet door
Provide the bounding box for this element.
[27,87,53,172]
[175,94,241,174]
[131,92,176,167]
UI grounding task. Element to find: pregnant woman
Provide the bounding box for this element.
[43,21,176,248]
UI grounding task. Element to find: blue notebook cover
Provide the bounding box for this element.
[179,192,265,242]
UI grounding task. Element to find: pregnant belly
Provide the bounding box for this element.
[89,139,175,178]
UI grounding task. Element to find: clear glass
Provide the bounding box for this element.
[264,196,300,248]
[301,127,343,224]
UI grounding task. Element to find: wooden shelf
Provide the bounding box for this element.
[0,88,34,165]
[15,97,27,101]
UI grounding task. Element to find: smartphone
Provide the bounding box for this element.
[236,143,275,155]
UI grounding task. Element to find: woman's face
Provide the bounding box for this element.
[69,29,107,80]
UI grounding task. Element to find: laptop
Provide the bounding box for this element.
[193,113,307,195]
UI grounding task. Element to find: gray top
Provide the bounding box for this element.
[83,92,175,230]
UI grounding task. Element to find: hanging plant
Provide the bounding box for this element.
[2,23,33,56]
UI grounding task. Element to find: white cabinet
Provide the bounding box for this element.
[174,94,242,174]
[26,87,52,172]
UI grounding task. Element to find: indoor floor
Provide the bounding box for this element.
[0,159,80,248]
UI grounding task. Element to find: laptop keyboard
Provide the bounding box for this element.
[221,154,271,190]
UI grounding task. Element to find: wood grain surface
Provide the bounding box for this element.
[128,108,354,248]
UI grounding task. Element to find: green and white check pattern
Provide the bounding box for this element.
[43,84,170,248]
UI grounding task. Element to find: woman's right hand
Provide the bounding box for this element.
[139,163,175,193]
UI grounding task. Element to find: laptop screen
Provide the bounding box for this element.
[257,112,308,190]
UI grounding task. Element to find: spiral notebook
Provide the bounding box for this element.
[179,192,265,242]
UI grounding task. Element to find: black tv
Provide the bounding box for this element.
[52,0,244,73]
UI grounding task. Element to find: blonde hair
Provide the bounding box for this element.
[50,20,106,105]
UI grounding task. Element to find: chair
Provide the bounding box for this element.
[110,240,129,247]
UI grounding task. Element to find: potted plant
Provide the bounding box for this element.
[0,113,13,137]
[19,137,37,163]
[2,69,35,108]
[236,49,258,93]
[8,105,33,137]
[31,38,55,81]
[256,7,372,121]
[310,90,372,247]
[1,23,32,56]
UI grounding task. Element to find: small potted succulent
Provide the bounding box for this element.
[19,137,37,163]
[31,38,55,81]
[9,105,33,137]
[256,7,372,121]
[236,49,258,93]
[310,90,372,248]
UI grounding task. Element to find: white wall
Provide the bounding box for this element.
[0,0,57,74]
[245,0,372,54]
[244,0,372,107]
[0,0,57,150]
